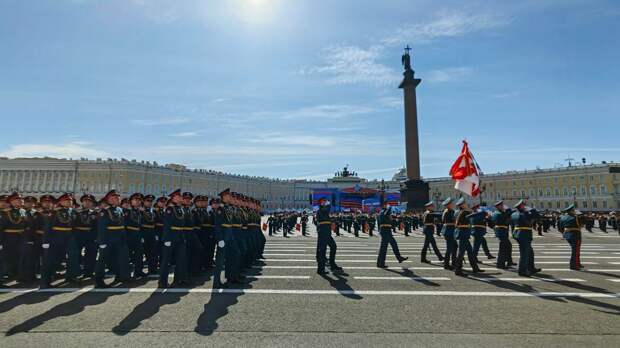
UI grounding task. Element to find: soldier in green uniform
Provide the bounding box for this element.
[40,193,80,288]
[194,195,215,271]
[300,212,309,236]
[421,202,443,264]
[490,201,516,269]
[20,196,40,282]
[159,189,191,288]
[511,199,542,277]
[125,193,146,278]
[27,195,54,279]
[1,192,28,281]
[376,201,408,268]
[141,195,159,275]
[74,194,98,279]
[469,203,495,264]
[315,198,342,275]
[558,204,584,270]
[454,198,484,276]
[441,198,457,270]
[220,189,243,284]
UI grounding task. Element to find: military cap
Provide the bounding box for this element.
[156,196,167,203]
[182,192,193,199]
[24,196,37,203]
[424,201,434,207]
[219,188,231,197]
[209,197,221,205]
[442,197,453,206]
[7,192,22,202]
[513,199,526,209]
[563,204,575,213]
[102,190,120,202]
[144,194,155,201]
[494,200,504,207]
[455,197,466,206]
[80,194,96,203]
[471,202,480,209]
[130,193,144,201]
[57,192,74,203]
[40,194,55,203]
[120,197,130,205]
[168,189,182,198]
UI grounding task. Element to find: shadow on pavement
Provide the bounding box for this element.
[319,271,363,300]
[386,267,440,287]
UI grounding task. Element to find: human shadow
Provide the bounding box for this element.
[465,272,565,304]
[0,290,63,316]
[194,267,262,336]
[319,271,363,300]
[385,267,440,287]
[111,277,207,335]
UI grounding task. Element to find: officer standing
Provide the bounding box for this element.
[40,193,80,288]
[559,204,584,270]
[94,190,131,288]
[141,195,159,275]
[441,198,457,270]
[220,189,243,284]
[491,201,516,269]
[315,198,342,275]
[159,189,191,288]
[454,198,484,276]
[300,212,309,236]
[125,193,146,278]
[194,195,216,271]
[74,194,98,279]
[421,202,443,264]
[376,201,408,268]
[1,192,28,281]
[511,199,542,277]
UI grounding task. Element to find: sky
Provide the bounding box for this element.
[0,0,619,181]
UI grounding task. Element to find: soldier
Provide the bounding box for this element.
[74,194,98,279]
[469,203,495,264]
[40,193,80,288]
[141,195,159,275]
[28,195,54,279]
[19,196,40,282]
[194,195,216,271]
[316,198,342,275]
[94,190,132,288]
[1,192,28,281]
[300,212,309,236]
[267,214,275,236]
[454,198,484,276]
[511,199,542,277]
[159,189,190,288]
[210,197,227,288]
[559,204,584,270]
[421,202,443,264]
[367,212,375,237]
[219,189,243,284]
[183,192,203,276]
[125,193,146,279]
[153,196,167,269]
[491,201,516,269]
[440,198,457,270]
[353,212,361,237]
[376,201,408,268]
[599,214,607,233]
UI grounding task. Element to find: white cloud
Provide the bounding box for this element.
[168,131,200,138]
[249,134,337,147]
[426,67,473,83]
[300,45,399,86]
[490,91,520,99]
[130,117,191,126]
[0,143,109,159]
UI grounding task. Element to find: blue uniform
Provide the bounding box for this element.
[377,208,405,267]
[95,206,131,286]
[454,208,481,274]
[441,208,457,269]
[124,207,145,278]
[158,204,190,287]
[74,208,98,278]
[510,208,541,276]
[468,211,493,262]
[559,214,582,270]
[491,209,514,268]
[40,208,80,286]
[421,210,443,262]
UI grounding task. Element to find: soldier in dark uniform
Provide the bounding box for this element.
[300,212,309,236]
[220,189,243,284]
[141,195,159,275]
[367,212,375,236]
[27,195,54,279]
[125,193,146,278]
[194,195,215,271]
[159,189,190,288]
[0,192,28,281]
[559,204,584,270]
[377,201,408,268]
[74,194,98,279]
[40,193,80,288]
[441,198,457,270]
[491,201,516,269]
[316,198,342,275]
[153,196,167,270]
[599,215,607,233]
[511,199,542,277]
[353,212,361,237]
[421,202,443,264]
[454,198,484,276]
[469,203,495,264]
[19,196,40,282]
[94,190,131,288]
[210,197,227,288]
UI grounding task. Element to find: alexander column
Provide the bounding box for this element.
[398,46,429,211]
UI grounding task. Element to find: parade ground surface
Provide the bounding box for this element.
[1,221,619,347]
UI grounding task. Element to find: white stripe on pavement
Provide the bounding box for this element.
[249,275,310,279]
[606,279,620,282]
[354,276,451,281]
[0,288,618,298]
[469,277,586,282]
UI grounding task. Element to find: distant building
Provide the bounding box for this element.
[1,158,618,212]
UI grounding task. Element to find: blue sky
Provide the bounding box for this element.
[0,0,618,180]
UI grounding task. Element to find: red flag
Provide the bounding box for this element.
[449,140,482,197]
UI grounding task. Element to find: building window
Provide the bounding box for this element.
[582,201,587,209]
[600,185,607,194]
[554,188,559,196]
[603,201,607,209]
[580,186,585,195]
[564,201,569,208]
[593,201,598,209]
[590,186,596,195]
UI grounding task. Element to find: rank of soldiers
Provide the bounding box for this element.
[0,188,265,289]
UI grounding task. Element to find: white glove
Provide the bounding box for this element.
[218,240,225,248]
[141,238,145,243]
[99,244,107,249]
[42,243,50,249]
[155,236,159,241]
[0,245,3,250]
[207,206,213,213]
[164,241,172,247]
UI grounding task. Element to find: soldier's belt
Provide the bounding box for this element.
[248,223,260,227]
[107,226,124,231]
[319,222,332,225]
[184,227,194,231]
[494,225,509,229]
[232,224,242,228]
[126,226,140,231]
[142,224,155,228]
[380,224,392,228]
[242,227,248,230]
[472,225,487,228]
[514,227,533,231]
[222,224,232,228]
[443,223,455,226]
[202,224,214,227]
[75,227,91,231]
[424,223,435,226]
[52,226,72,232]
[456,225,469,228]
[171,226,185,231]
[35,229,44,234]
[564,228,581,232]
[155,223,164,227]
[4,228,25,233]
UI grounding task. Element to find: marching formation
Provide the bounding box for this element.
[0,188,265,289]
